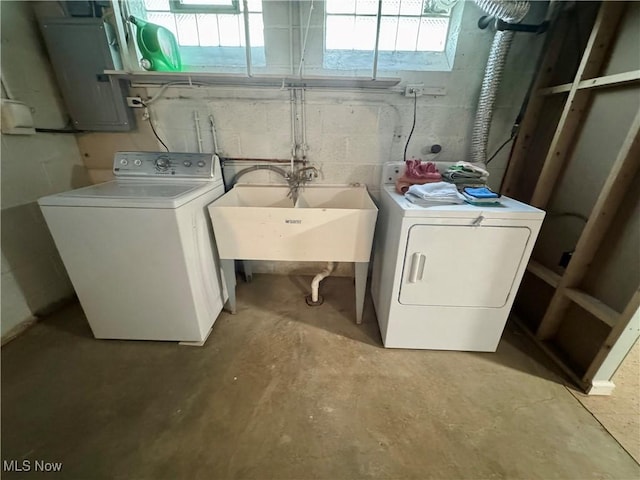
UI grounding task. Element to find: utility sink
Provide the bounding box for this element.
[208,184,377,261]
[208,184,378,322]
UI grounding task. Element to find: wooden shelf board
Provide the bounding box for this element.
[526,260,561,288]
[539,83,572,95]
[538,70,640,96]
[563,288,619,328]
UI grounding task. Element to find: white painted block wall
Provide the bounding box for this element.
[75,2,545,276]
[81,2,544,190]
[1,1,89,337]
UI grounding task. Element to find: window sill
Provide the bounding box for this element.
[105,70,401,89]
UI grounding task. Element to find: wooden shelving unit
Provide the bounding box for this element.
[526,260,561,288]
[501,1,640,395]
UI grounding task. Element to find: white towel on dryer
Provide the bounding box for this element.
[405,182,465,206]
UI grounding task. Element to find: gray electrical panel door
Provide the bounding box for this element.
[40,18,134,131]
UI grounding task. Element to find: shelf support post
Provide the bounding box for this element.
[529,2,626,209]
[536,110,640,339]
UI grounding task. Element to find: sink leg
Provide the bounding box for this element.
[355,262,368,325]
[242,260,253,283]
[220,259,237,314]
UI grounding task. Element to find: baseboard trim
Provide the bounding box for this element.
[587,380,616,396]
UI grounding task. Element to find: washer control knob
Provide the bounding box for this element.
[134,159,142,166]
[197,161,206,167]
[155,156,170,171]
[120,158,129,166]
[183,161,192,167]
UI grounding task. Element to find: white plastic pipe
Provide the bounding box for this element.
[290,88,297,173]
[300,88,308,159]
[194,111,203,153]
[311,262,335,302]
[209,114,219,154]
[242,0,252,77]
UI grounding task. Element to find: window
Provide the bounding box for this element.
[324,0,452,71]
[118,0,463,78]
[125,0,265,72]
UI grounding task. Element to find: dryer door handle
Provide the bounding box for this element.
[408,252,426,283]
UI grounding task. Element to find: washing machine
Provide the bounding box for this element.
[38,152,227,345]
[371,162,545,351]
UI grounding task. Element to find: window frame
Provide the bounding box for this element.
[322,0,466,74]
[112,0,465,81]
[324,4,451,54]
[295,1,464,78]
[169,0,240,15]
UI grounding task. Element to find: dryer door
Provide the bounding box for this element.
[399,224,531,307]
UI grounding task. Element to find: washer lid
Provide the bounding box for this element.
[38,180,220,209]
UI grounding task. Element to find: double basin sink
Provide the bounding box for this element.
[207,184,378,322]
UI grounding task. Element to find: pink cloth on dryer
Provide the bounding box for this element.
[395,160,442,194]
[405,160,441,179]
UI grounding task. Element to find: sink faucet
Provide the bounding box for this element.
[286,166,319,203]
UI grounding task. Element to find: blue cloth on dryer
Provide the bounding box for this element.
[463,187,499,199]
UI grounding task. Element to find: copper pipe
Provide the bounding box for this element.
[221,157,305,164]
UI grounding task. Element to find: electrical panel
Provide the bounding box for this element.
[39,17,134,131]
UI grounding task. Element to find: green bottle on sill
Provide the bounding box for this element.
[129,16,182,72]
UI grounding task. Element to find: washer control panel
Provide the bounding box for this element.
[113,152,217,178]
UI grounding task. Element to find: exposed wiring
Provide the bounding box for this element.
[403,91,418,163]
[486,134,515,164]
[145,83,179,105]
[148,118,169,152]
[496,5,562,186]
[147,113,169,152]
[139,100,169,152]
[143,81,210,105]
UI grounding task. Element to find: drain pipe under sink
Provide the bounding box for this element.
[306,262,335,306]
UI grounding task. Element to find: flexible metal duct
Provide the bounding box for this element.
[474,0,529,23]
[471,0,530,164]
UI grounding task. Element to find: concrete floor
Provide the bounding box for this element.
[2,274,639,479]
[569,340,640,464]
